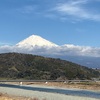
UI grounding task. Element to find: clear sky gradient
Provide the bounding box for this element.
[0,0,100,47]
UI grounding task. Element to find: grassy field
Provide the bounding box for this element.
[19,81,100,90]
[0,93,46,100]
[5,81,100,90]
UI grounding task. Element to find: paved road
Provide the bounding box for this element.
[0,83,100,100]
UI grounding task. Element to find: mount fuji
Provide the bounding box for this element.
[16,35,58,48]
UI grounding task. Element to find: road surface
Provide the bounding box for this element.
[0,83,100,100]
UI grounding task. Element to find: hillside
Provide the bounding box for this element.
[0,53,99,80]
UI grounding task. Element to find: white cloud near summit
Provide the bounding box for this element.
[0,44,100,57]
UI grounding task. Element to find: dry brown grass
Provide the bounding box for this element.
[6,81,100,90]
[0,93,46,100]
[24,81,100,90]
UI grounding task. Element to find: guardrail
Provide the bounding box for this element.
[0,80,96,82]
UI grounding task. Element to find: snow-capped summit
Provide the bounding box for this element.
[16,34,58,48]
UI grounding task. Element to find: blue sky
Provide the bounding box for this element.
[0,0,100,47]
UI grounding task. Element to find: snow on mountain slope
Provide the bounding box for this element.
[16,35,58,48]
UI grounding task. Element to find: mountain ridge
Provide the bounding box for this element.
[0,52,99,80]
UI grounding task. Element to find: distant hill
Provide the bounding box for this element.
[0,53,99,80]
[57,55,100,69]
